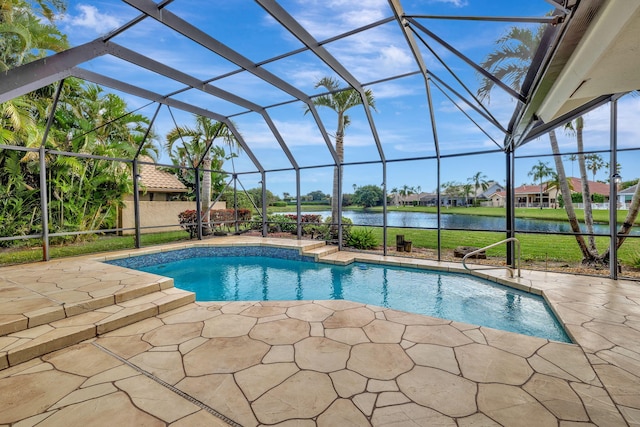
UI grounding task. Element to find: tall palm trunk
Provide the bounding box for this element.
[331,117,345,233]
[575,118,596,250]
[598,182,640,263]
[549,129,594,261]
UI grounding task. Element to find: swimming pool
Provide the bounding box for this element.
[107,246,570,342]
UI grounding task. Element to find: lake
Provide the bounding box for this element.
[308,210,637,235]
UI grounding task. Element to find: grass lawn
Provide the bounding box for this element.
[0,231,191,265]
[359,226,640,267]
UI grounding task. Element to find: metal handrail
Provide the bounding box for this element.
[462,237,521,278]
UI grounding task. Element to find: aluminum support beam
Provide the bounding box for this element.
[407,17,525,103]
[262,172,268,238]
[296,169,302,240]
[388,0,442,258]
[0,39,109,103]
[195,166,203,240]
[39,146,50,261]
[121,0,339,167]
[132,159,142,248]
[135,103,162,159]
[609,100,618,279]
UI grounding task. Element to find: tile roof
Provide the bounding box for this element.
[619,183,638,194]
[138,158,188,192]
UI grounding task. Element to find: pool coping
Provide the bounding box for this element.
[101,239,570,343]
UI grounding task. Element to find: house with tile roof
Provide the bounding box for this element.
[488,177,611,208]
[135,159,189,201]
[118,159,224,235]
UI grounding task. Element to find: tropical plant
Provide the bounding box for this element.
[0,0,68,71]
[468,172,489,207]
[166,115,241,228]
[346,228,378,250]
[477,26,543,103]
[585,153,604,182]
[462,183,473,207]
[528,161,553,209]
[304,77,376,231]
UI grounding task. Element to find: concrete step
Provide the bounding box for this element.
[302,244,339,259]
[0,288,194,369]
[0,276,174,338]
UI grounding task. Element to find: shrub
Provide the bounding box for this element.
[272,201,287,207]
[346,228,379,249]
[320,216,353,241]
[178,210,198,238]
[266,214,296,233]
[632,252,640,269]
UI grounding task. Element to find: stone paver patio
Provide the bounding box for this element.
[1,237,639,426]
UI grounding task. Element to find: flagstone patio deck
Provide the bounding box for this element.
[1,237,639,426]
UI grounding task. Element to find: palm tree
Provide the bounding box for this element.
[479,24,594,261]
[565,154,577,177]
[528,161,553,209]
[477,26,544,103]
[565,117,596,250]
[304,77,376,230]
[468,172,489,207]
[585,154,604,182]
[462,182,473,207]
[0,0,68,71]
[166,116,240,225]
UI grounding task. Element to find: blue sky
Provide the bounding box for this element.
[56,0,640,197]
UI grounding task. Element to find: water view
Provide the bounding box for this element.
[310,210,636,235]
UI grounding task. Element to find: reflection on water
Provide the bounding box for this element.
[310,210,633,234]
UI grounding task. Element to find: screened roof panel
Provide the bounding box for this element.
[78,56,187,94]
[367,75,435,160]
[164,0,306,63]
[231,113,297,171]
[260,50,349,94]
[106,18,243,81]
[319,21,416,85]
[263,102,336,168]
[168,88,248,118]
[209,70,296,109]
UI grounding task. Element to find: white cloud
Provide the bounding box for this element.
[430,0,469,7]
[60,4,123,36]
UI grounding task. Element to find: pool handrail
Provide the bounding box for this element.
[462,237,521,278]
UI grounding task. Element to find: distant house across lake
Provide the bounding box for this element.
[488,177,612,209]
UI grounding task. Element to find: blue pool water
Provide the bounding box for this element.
[107,247,570,342]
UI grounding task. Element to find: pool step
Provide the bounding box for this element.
[0,287,195,369]
[302,244,340,259]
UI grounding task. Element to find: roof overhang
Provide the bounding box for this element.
[515,0,640,145]
[537,0,640,121]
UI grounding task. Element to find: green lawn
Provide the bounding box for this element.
[360,226,640,266]
[0,231,191,265]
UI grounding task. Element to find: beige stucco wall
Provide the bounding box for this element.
[119,198,226,235]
